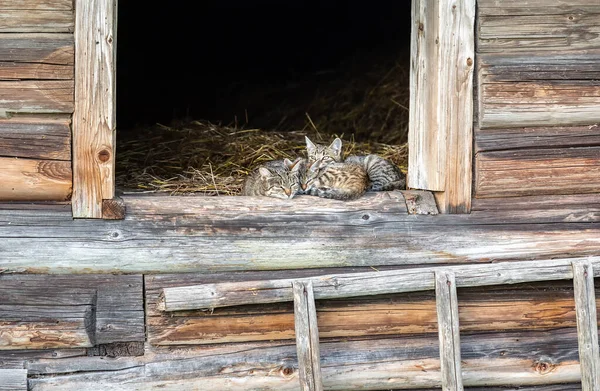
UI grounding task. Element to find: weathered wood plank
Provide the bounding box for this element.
[0,348,86,369]
[402,190,439,215]
[0,157,71,201]
[72,0,117,218]
[0,0,73,10]
[2,194,600,274]
[293,281,323,391]
[475,147,600,198]
[477,0,600,16]
[478,12,600,53]
[409,0,475,213]
[475,125,600,153]
[157,257,600,311]
[0,10,73,33]
[0,369,27,391]
[572,261,600,390]
[0,116,71,160]
[0,33,74,80]
[26,329,584,390]
[0,81,74,115]
[435,271,463,391]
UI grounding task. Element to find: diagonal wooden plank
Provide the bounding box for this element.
[435,271,463,391]
[293,280,323,391]
[572,260,600,390]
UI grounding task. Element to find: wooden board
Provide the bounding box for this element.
[25,328,583,390]
[72,0,117,218]
[475,147,600,198]
[0,11,73,33]
[2,193,600,273]
[0,369,27,391]
[0,157,71,201]
[0,274,144,350]
[0,116,71,160]
[0,81,74,115]
[478,0,600,16]
[0,33,74,80]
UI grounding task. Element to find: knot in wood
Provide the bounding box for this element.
[466,57,473,66]
[362,214,370,220]
[280,366,294,377]
[418,22,424,32]
[533,360,555,375]
[98,149,111,162]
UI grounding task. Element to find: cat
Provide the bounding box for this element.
[300,158,368,201]
[304,136,405,191]
[241,157,304,199]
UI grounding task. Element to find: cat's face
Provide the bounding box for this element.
[305,136,342,168]
[259,158,303,199]
[299,159,321,193]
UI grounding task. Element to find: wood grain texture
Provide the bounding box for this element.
[2,193,600,274]
[475,125,600,153]
[0,33,73,80]
[0,157,71,201]
[293,281,323,391]
[0,369,27,391]
[475,147,600,198]
[0,81,73,115]
[72,0,117,218]
[0,116,71,160]
[25,329,584,390]
[0,10,73,33]
[0,274,144,350]
[572,261,600,389]
[402,190,439,215]
[435,271,463,391]
[102,196,126,219]
[147,275,586,346]
[478,0,600,16]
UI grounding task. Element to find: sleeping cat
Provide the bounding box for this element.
[241,158,304,199]
[300,158,368,201]
[304,136,406,191]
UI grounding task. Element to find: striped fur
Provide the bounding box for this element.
[345,154,406,191]
[301,160,368,201]
[241,158,304,199]
[305,136,342,168]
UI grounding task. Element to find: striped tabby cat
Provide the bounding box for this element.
[241,158,304,199]
[300,158,368,201]
[305,136,405,191]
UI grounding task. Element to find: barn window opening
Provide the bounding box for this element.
[115,1,412,196]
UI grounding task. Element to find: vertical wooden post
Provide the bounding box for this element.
[73,0,117,218]
[293,280,323,391]
[435,271,463,391]
[572,260,600,390]
[408,0,475,213]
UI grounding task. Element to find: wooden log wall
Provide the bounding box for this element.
[0,0,74,202]
[474,0,600,199]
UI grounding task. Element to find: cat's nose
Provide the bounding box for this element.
[301,184,307,190]
[284,188,291,196]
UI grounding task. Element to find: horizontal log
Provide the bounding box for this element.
[479,81,600,129]
[27,329,584,390]
[0,0,72,10]
[0,81,74,114]
[0,157,71,201]
[2,193,600,274]
[156,256,600,311]
[477,0,600,16]
[475,125,600,153]
[475,147,600,198]
[0,33,73,80]
[0,348,87,369]
[0,116,71,160]
[0,6,73,33]
[0,369,27,391]
[478,12,600,53]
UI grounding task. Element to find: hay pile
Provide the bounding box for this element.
[116,122,408,195]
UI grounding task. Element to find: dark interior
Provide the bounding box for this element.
[116,1,412,136]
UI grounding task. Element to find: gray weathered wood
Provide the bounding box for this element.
[475,147,600,198]
[25,329,585,390]
[402,190,439,215]
[72,0,117,218]
[157,256,600,311]
[0,369,27,390]
[293,281,323,391]
[435,271,463,391]
[477,0,600,16]
[0,116,71,160]
[572,261,600,390]
[0,81,73,115]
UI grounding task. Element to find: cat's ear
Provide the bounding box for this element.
[329,137,342,157]
[285,157,301,170]
[305,136,316,152]
[258,167,271,177]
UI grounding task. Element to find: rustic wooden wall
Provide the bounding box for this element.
[0,0,74,202]
[474,0,600,199]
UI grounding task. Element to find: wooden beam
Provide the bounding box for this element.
[409,0,475,213]
[435,271,463,391]
[157,256,600,311]
[0,81,73,115]
[293,281,323,391]
[0,116,71,160]
[0,369,27,391]
[475,147,600,198]
[477,0,600,16]
[0,157,71,202]
[102,196,126,220]
[72,0,117,218]
[572,261,600,390]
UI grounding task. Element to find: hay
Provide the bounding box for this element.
[116,121,408,195]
